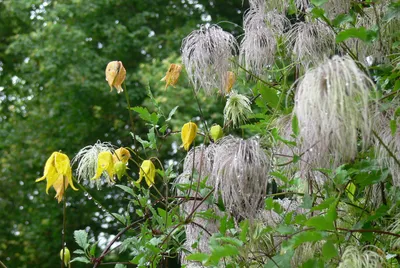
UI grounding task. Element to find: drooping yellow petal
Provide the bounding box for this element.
[181,122,198,151]
[225,71,236,94]
[113,147,131,164]
[92,151,114,181]
[105,61,126,94]
[66,164,78,191]
[138,160,155,187]
[113,62,126,94]
[53,174,68,203]
[45,165,60,194]
[161,64,182,89]
[54,152,70,175]
[36,152,57,182]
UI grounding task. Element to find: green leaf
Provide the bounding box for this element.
[310,197,336,212]
[111,213,127,225]
[277,225,295,235]
[74,230,88,249]
[322,241,338,260]
[265,197,274,210]
[131,106,159,125]
[210,244,239,258]
[291,231,325,247]
[336,27,377,43]
[115,184,135,196]
[73,249,86,255]
[270,171,289,184]
[390,119,397,136]
[305,216,334,230]
[90,242,98,256]
[332,14,354,27]
[291,114,299,136]
[259,85,279,109]
[186,253,209,262]
[346,182,356,202]
[70,256,91,264]
[166,106,179,121]
[240,220,249,242]
[311,0,328,6]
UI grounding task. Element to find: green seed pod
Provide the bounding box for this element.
[210,124,224,141]
[60,247,71,266]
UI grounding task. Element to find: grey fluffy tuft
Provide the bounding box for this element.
[294,56,376,172]
[286,21,336,69]
[212,135,271,219]
[181,25,238,94]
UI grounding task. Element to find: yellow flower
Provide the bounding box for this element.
[137,160,156,187]
[225,71,236,94]
[181,122,198,151]
[105,61,126,94]
[161,63,182,89]
[36,152,78,203]
[60,247,71,267]
[91,151,114,182]
[113,147,131,164]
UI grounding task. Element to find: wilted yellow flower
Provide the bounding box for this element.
[209,124,224,141]
[161,63,182,89]
[105,61,126,94]
[92,151,114,182]
[137,160,156,187]
[225,71,236,93]
[181,122,198,151]
[113,147,131,164]
[36,152,78,203]
[60,247,71,267]
[114,161,127,181]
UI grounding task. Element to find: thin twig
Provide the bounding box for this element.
[373,130,400,167]
[61,176,66,268]
[93,219,145,268]
[0,260,7,268]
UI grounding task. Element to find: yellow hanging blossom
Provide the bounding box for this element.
[181,122,198,151]
[137,160,156,187]
[92,151,115,182]
[161,63,182,89]
[105,61,126,93]
[113,147,131,164]
[114,161,127,181]
[225,71,236,94]
[60,247,71,267]
[36,152,78,203]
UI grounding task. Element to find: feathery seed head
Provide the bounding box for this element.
[286,21,336,69]
[72,141,115,189]
[181,25,238,94]
[294,56,376,172]
[338,245,385,268]
[224,91,252,128]
[212,135,271,219]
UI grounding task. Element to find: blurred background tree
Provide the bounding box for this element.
[0,0,247,267]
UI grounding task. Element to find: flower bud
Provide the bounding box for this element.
[181,122,198,151]
[209,124,224,141]
[161,64,182,89]
[137,160,156,187]
[114,161,127,181]
[60,247,71,266]
[105,61,126,94]
[224,71,236,94]
[113,147,131,164]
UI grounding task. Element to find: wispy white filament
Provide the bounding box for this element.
[338,245,385,268]
[72,141,115,188]
[286,21,336,69]
[181,25,238,94]
[212,135,271,219]
[240,2,288,76]
[294,56,375,171]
